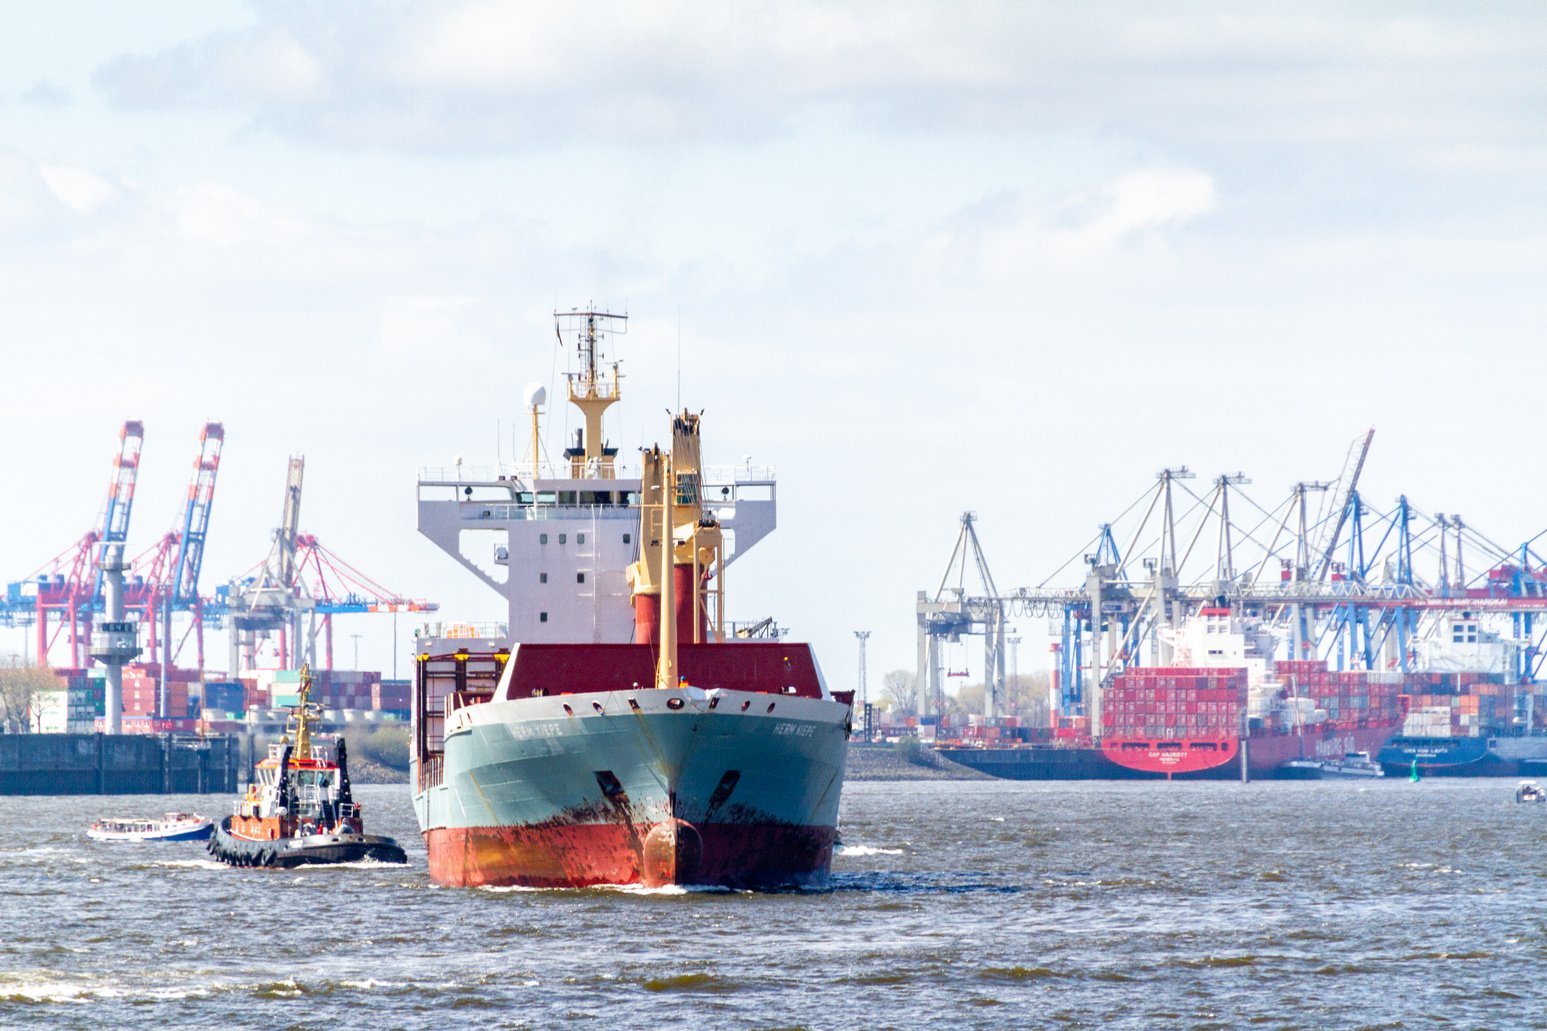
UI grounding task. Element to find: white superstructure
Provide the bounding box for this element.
[415,311,777,644]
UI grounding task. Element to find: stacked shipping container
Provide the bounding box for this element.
[1101,667,1247,741]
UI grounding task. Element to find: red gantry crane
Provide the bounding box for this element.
[4,421,145,667]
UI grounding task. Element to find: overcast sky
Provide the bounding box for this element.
[3,2,1545,689]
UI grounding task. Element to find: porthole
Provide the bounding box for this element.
[628,699,641,711]
[766,702,776,713]
[667,697,685,710]
[562,704,573,716]
[740,700,750,712]
[592,701,605,714]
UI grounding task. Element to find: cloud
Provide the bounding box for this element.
[0,151,74,237]
[82,2,1547,163]
[20,80,72,108]
[38,164,118,215]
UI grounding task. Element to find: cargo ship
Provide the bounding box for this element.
[409,311,851,888]
[941,608,1403,780]
[1097,608,1403,779]
[1375,613,1547,776]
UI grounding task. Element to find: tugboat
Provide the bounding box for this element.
[88,813,213,842]
[208,665,407,868]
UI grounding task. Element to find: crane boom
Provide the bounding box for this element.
[1314,428,1375,582]
[169,422,225,604]
[90,420,146,606]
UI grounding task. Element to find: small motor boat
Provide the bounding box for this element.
[88,813,214,842]
[1515,780,1545,804]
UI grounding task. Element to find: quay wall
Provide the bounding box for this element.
[0,733,240,795]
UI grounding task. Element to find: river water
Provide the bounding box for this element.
[2,779,1543,1029]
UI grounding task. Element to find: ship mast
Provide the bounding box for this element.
[291,662,316,759]
[557,309,626,478]
[656,453,677,690]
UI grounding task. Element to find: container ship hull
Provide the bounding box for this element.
[939,723,1397,781]
[414,643,850,889]
[1101,723,1397,780]
[1377,735,1547,777]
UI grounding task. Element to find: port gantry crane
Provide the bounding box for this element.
[124,422,225,683]
[1,420,145,666]
[222,456,438,674]
[918,428,1547,734]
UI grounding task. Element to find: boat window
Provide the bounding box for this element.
[559,533,567,544]
[540,612,548,622]
[577,533,586,544]
[540,533,548,545]
[623,533,631,544]
[539,572,548,584]
[577,572,586,583]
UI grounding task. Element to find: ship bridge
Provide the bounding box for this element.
[417,461,776,645]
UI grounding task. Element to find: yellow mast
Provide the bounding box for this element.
[627,411,728,654]
[292,662,315,758]
[656,454,677,689]
[560,310,626,478]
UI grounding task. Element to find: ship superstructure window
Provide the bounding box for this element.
[577,573,586,583]
[577,533,586,544]
[1453,623,1478,644]
[540,533,548,545]
[539,573,548,584]
[623,533,631,544]
[540,612,548,622]
[559,533,567,544]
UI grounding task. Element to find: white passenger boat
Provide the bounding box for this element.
[87,812,214,842]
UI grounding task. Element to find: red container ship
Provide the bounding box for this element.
[1097,609,1404,779]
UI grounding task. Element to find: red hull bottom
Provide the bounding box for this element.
[1102,725,1399,779]
[426,821,837,889]
[1102,737,1238,777]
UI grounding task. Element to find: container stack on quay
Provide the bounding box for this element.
[28,669,98,733]
[26,664,411,738]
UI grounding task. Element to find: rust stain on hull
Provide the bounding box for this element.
[428,819,836,889]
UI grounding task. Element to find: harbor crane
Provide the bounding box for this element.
[125,422,224,681]
[222,456,438,673]
[2,420,144,666]
[916,512,1008,723]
